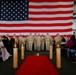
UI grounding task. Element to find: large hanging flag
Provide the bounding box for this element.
[0,0,74,36]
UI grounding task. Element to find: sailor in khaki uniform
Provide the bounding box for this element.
[18,34,23,50]
[45,33,53,51]
[34,33,37,50]
[41,34,44,50]
[21,35,26,46]
[26,35,29,50]
[12,34,18,44]
[36,34,41,51]
[28,33,34,51]
[18,35,26,50]
[54,33,62,44]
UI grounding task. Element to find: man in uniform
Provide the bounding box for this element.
[34,33,37,50]
[28,33,34,51]
[18,34,23,50]
[36,34,41,51]
[41,34,44,50]
[45,33,53,51]
[54,33,62,44]
[26,34,29,50]
[12,34,18,44]
[20,35,26,48]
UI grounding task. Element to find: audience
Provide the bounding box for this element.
[65,35,76,59]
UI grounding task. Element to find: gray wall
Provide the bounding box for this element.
[73,1,76,30]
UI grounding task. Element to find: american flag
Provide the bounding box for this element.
[0,0,74,37]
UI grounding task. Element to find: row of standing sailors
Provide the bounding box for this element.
[0,33,69,51]
[18,33,54,51]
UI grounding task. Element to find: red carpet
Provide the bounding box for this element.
[16,56,60,75]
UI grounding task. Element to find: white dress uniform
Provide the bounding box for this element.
[0,40,11,61]
[45,34,51,51]
[36,35,41,51]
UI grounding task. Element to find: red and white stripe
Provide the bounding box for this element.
[0,0,74,37]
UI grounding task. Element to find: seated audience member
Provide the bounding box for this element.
[0,37,11,61]
[65,35,76,59]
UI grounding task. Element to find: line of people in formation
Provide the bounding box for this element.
[0,32,76,61]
